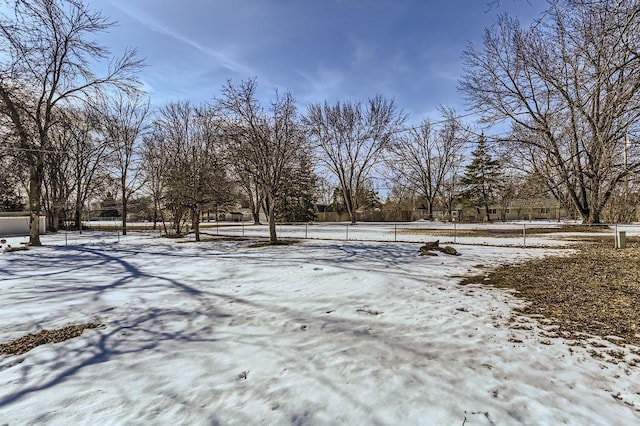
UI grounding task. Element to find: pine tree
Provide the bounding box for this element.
[275,154,318,223]
[0,173,24,211]
[459,135,502,221]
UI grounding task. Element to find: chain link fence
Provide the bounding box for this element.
[196,221,640,248]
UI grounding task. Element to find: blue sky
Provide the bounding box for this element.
[85,0,547,123]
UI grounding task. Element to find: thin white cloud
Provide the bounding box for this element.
[110,1,259,79]
[299,66,344,95]
[348,36,376,69]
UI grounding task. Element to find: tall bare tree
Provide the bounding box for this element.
[0,0,143,244]
[43,115,73,231]
[386,108,466,220]
[141,133,167,231]
[152,101,230,241]
[66,108,110,230]
[227,157,263,225]
[219,78,305,244]
[305,96,406,224]
[460,0,640,223]
[100,92,149,235]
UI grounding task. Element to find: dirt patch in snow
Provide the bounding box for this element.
[461,240,640,349]
[401,224,611,238]
[0,323,102,356]
[247,239,301,248]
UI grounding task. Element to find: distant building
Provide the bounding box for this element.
[452,198,566,222]
[0,212,46,236]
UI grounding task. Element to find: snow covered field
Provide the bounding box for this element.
[1,227,639,425]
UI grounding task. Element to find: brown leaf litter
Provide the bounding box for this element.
[0,323,102,356]
[461,240,640,348]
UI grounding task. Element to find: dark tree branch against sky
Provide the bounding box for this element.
[0,0,144,245]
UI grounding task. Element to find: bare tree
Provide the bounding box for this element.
[460,0,640,223]
[219,78,305,244]
[386,108,466,220]
[229,162,263,225]
[439,159,465,221]
[152,101,230,241]
[43,116,73,231]
[141,133,167,231]
[0,0,143,244]
[100,92,149,235]
[315,173,336,207]
[67,108,110,230]
[305,96,406,224]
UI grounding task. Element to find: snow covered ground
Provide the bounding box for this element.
[1,227,639,425]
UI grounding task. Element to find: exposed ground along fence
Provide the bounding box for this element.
[198,221,640,248]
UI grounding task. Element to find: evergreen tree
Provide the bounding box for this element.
[331,188,345,214]
[275,154,318,222]
[100,192,121,218]
[0,156,25,211]
[0,172,24,211]
[459,135,502,221]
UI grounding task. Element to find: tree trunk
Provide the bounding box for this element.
[348,209,357,224]
[267,194,277,244]
[160,210,168,236]
[344,190,357,224]
[152,208,158,230]
[28,159,44,246]
[121,196,128,235]
[74,176,84,232]
[268,209,277,244]
[75,204,82,231]
[192,207,201,242]
[250,190,261,224]
[49,209,59,233]
[484,204,492,223]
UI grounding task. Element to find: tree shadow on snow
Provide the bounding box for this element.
[0,305,231,408]
[0,239,469,421]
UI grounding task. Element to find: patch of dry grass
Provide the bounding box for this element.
[247,239,301,248]
[401,224,611,238]
[176,235,250,243]
[461,241,640,346]
[1,323,103,356]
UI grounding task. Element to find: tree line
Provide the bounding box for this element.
[1,0,638,246]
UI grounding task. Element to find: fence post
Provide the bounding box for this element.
[305,224,308,239]
[394,223,397,242]
[453,222,457,244]
[615,224,627,249]
[523,223,526,247]
[346,224,349,241]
